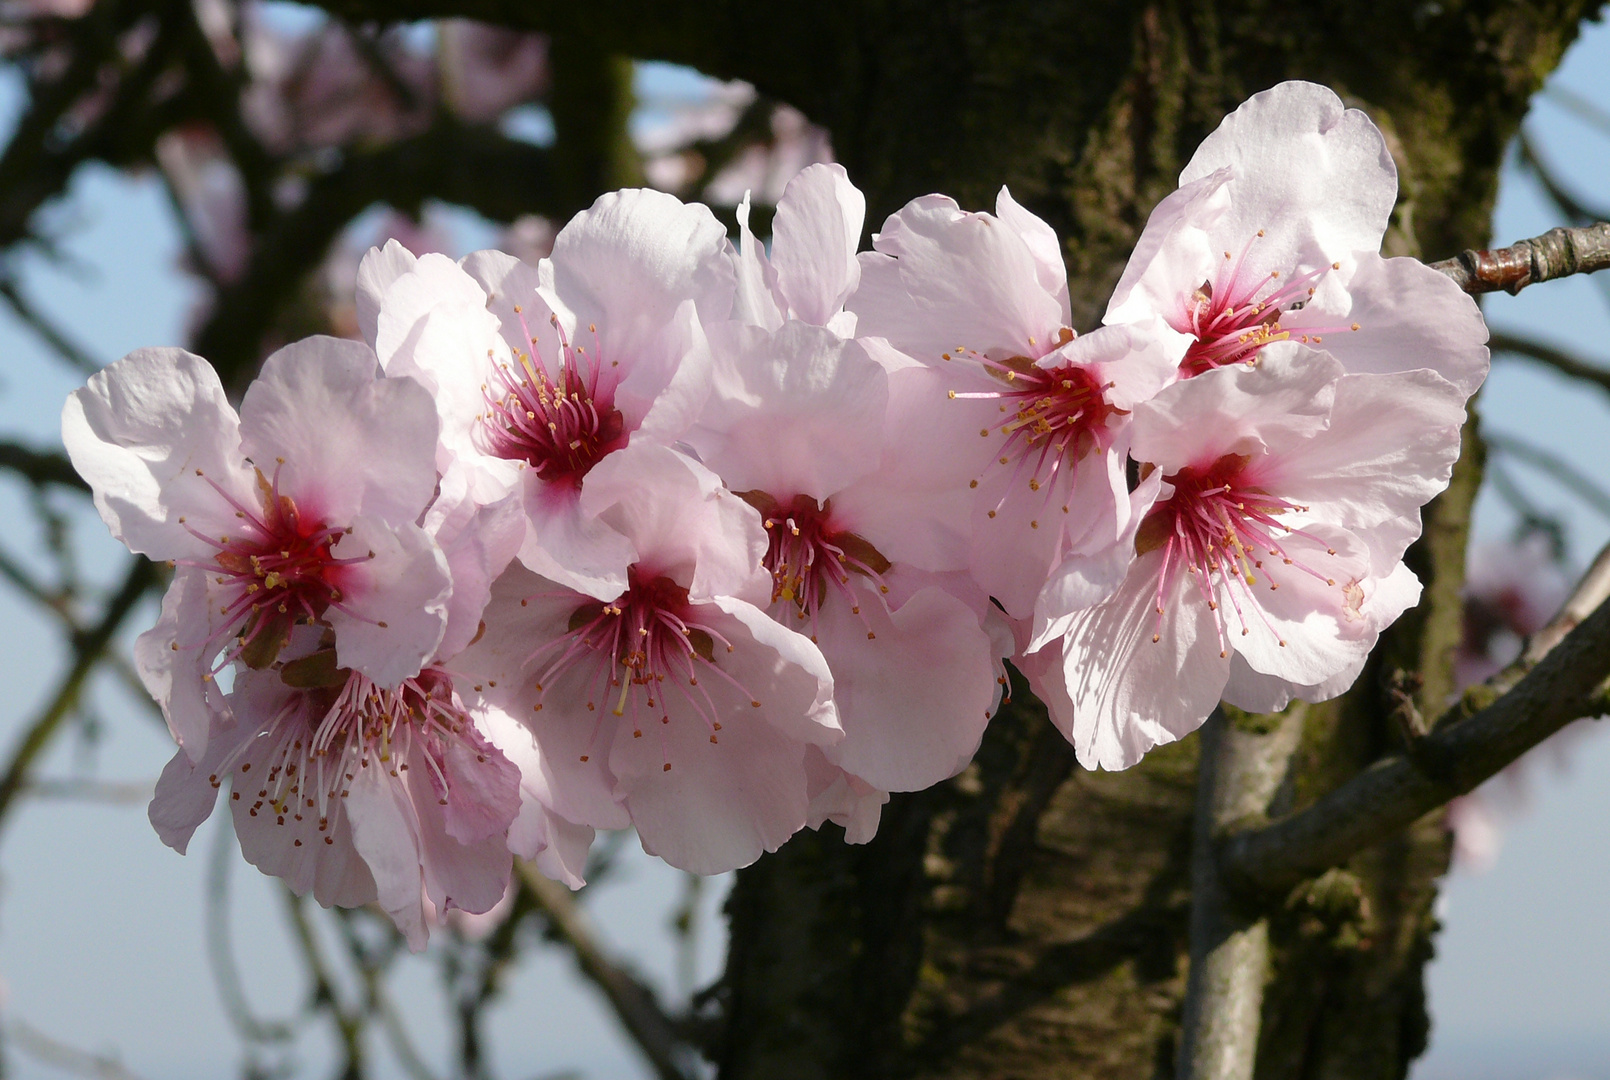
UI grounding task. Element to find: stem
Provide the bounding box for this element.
[1178,707,1306,1080]
[1429,221,1610,295]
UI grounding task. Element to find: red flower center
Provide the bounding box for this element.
[180,465,368,670]
[1176,232,1359,377]
[482,313,628,487]
[530,567,761,771]
[1135,453,1341,655]
[737,492,891,641]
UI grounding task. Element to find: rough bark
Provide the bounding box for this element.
[296,1,1600,1075]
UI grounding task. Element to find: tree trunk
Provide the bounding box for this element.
[300,0,1604,1073]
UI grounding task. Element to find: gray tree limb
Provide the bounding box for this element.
[1222,542,1610,895]
[1179,709,1307,1080]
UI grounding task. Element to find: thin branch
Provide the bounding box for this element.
[7,1018,151,1080]
[0,440,90,492]
[1516,130,1609,227]
[1428,221,1610,296]
[1484,429,1610,521]
[1541,83,1610,142]
[515,861,695,1080]
[1222,542,1610,894]
[22,777,151,803]
[0,279,102,374]
[208,816,297,1045]
[0,556,156,832]
[281,888,367,1074]
[1489,329,1610,395]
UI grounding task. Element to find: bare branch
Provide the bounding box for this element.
[22,777,151,803]
[0,440,90,492]
[0,279,102,374]
[0,556,156,832]
[1222,543,1610,894]
[8,1017,151,1080]
[1429,221,1610,296]
[516,861,696,1080]
[1485,429,1610,521]
[1490,329,1610,395]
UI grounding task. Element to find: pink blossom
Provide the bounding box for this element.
[63,338,451,760]
[1455,530,1571,690]
[146,471,586,948]
[146,637,585,950]
[850,190,1183,625]
[1104,80,1488,396]
[456,444,841,875]
[730,163,864,334]
[362,188,735,600]
[1028,350,1467,769]
[685,312,1007,794]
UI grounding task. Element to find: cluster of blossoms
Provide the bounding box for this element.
[64,81,1486,945]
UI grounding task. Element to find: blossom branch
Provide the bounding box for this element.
[1429,221,1610,296]
[1489,329,1610,396]
[1221,541,1610,895]
[516,861,696,1080]
[1179,709,1307,1080]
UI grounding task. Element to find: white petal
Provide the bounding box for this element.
[63,347,253,560]
[771,163,866,325]
[688,321,888,501]
[328,517,451,687]
[355,239,419,347]
[241,336,440,526]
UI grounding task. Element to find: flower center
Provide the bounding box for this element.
[179,465,370,671]
[212,657,486,845]
[943,337,1124,521]
[481,312,628,487]
[736,492,892,641]
[528,567,761,771]
[1134,453,1341,656]
[1177,231,1360,377]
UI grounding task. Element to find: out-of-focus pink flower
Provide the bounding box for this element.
[1455,530,1571,690]
[155,127,250,284]
[703,105,834,207]
[438,21,547,123]
[1029,350,1467,769]
[458,445,842,875]
[1104,80,1489,396]
[63,338,450,760]
[363,188,735,600]
[242,17,435,155]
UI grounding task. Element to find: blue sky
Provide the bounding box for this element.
[0,17,1606,1080]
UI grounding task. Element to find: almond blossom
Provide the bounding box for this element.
[1104,80,1489,396]
[457,444,842,875]
[1027,349,1468,770]
[849,190,1183,625]
[686,317,1007,794]
[145,473,590,949]
[361,188,735,600]
[63,337,450,760]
